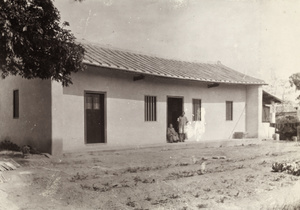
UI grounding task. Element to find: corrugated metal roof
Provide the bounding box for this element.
[81,42,266,85]
[263,90,282,104]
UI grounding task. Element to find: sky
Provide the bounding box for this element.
[54,0,300,84]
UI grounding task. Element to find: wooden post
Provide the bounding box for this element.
[270,101,276,123]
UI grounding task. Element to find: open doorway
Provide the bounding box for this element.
[167,97,183,133]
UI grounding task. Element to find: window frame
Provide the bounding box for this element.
[144,95,157,122]
[226,101,233,121]
[192,99,201,121]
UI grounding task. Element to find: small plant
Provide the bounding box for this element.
[165,169,206,180]
[169,194,180,199]
[196,170,204,175]
[92,183,110,192]
[21,145,30,157]
[21,145,40,156]
[245,175,255,182]
[134,176,142,183]
[145,196,152,201]
[126,198,136,207]
[69,172,88,182]
[259,160,267,165]
[197,204,208,209]
[272,177,281,182]
[151,198,168,205]
[80,184,92,190]
[126,167,138,173]
[217,196,225,203]
[237,165,244,169]
[142,178,155,184]
[178,163,189,166]
[125,166,154,173]
[120,179,130,188]
[203,188,211,192]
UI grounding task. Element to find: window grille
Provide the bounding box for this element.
[193,99,201,121]
[145,96,157,121]
[226,101,233,121]
[13,90,19,119]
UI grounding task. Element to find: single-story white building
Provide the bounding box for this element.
[0,42,269,155]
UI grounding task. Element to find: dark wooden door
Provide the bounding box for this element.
[85,93,105,143]
[167,97,183,132]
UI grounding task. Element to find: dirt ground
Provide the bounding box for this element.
[1,140,300,210]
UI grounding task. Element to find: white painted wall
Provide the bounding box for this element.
[0,76,52,153]
[59,66,253,151]
[51,81,64,155]
[246,85,263,138]
[0,67,263,154]
[260,122,275,139]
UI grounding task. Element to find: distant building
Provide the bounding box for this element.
[0,42,267,155]
[276,104,298,119]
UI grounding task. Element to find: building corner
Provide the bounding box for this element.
[246,85,263,138]
[51,81,64,156]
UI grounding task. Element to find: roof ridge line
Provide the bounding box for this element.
[77,40,220,66]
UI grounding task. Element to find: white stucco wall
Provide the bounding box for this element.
[51,81,64,155]
[246,85,263,138]
[58,66,252,151]
[0,67,263,154]
[0,76,52,153]
[260,122,275,139]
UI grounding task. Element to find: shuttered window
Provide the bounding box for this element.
[226,101,233,121]
[193,99,201,121]
[13,90,19,119]
[145,96,157,121]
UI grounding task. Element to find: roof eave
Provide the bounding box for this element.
[263,90,282,104]
[83,60,266,85]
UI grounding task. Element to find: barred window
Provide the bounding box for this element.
[226,101,233,121]
[145,96,157,121]
[193,99,201,121]
[13,90,19,119]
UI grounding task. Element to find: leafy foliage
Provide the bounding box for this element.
[0,0,85,86]
[276,115,299,140]
[289,73,300,91]
[289,73,300,101]
[0,139,20,151]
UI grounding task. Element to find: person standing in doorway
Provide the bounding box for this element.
[178,111,188,142]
